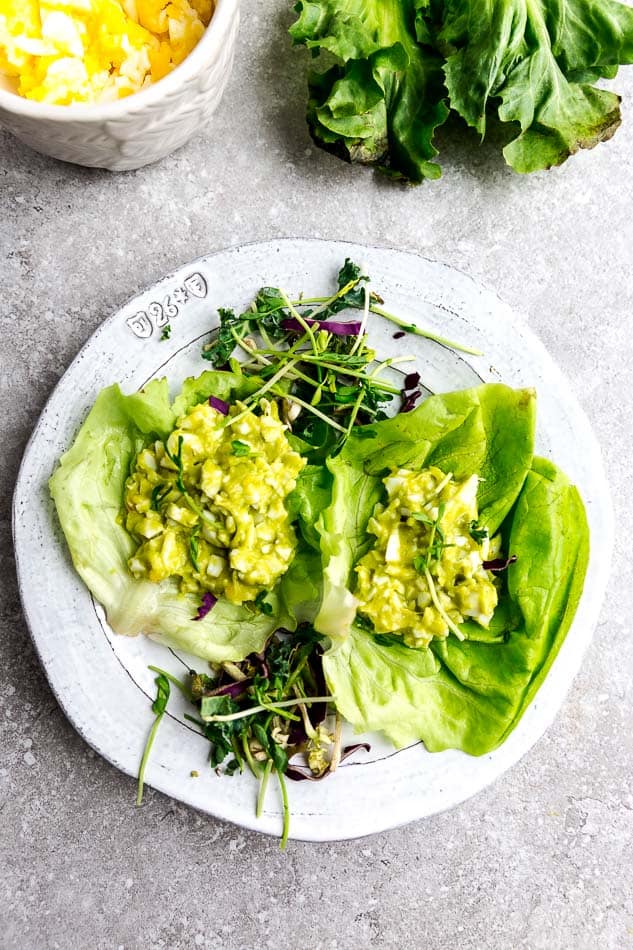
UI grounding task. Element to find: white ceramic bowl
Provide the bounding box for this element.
[0,0,239,171]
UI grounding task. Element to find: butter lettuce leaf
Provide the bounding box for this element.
[171,369,262,418]
[312,384,536,639]
[436,0,633,172]
[313,453,384,638]
[290,0,450,182]
[50,373,279,663]
[324,456,589,754]
[291,0,633,179]
[279,543,323,624]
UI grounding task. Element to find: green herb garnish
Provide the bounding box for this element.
[470,520,489,543]
[151,483,170,511]
[254,590,274,615]
[189,525,201,573]
[413,502,448,573]
[231,440,251,457]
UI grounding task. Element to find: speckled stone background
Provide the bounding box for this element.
[2,4,633,948]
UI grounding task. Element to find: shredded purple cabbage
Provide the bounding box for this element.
[192,592,217,621]
[208,679,251,700]
[400,389,421,413]
[483,555,518,573]
[286,743,371,782]
[209,395,229,415]
[281,317,363,337]
[250,651,270,680]
[404,371,421,391]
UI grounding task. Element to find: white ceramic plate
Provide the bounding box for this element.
[13,239,613,842]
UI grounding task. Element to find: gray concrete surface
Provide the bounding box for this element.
[1,3,633,948]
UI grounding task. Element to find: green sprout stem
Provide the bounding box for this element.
[201,696,333,723]
[348,286,370,358]
[294,694,317,741]
[277,769,290,850]
[227,357,299,428]
[424,567,465,641]
[301,276,363,319]
[256,760,273,818]
[256,699,301,722]
[250,346,332,390]
[280,289,321,357]
[344,386,366,439]
[242,734,262,778]
[270,389,347,433]
[282,292,482,357]
[258,352,401,394]
[370,305,483,356]
[136,710,165,806]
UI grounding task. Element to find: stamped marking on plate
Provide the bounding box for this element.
[126,272,208,339]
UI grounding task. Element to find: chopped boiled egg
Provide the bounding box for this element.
[0,0,214,104]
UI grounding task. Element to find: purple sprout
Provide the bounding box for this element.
[209,395,229,415]
[483,555,518,574]
[192,592,217,621]
[207,679,251,700]
[286,744,371,782]
[281,317,363,337]
[400,389,422,413]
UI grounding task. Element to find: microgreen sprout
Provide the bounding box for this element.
[199,695,333,723]
[137,628,368,849]
[201,260,481,459]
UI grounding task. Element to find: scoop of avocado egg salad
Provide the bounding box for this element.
[49,259,590,846]
[124,398,305,606]
[354,467,500,648]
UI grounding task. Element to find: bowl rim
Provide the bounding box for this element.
[0,0,237,121]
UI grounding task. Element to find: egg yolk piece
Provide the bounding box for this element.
[0,0,214,104]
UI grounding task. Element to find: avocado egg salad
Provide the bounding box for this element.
[124,398,305,604]
[49,261,589,845]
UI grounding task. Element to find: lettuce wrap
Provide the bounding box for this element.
[49,370,284,663]
[294,384,589,754]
